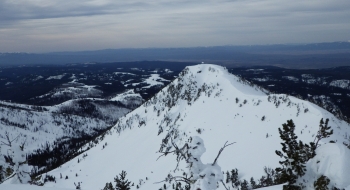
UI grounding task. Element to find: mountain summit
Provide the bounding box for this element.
[13,64,350,189]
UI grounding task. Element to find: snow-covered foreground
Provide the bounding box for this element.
[3,64,350,190]
[1,184,73,190]
[0,183,285,190]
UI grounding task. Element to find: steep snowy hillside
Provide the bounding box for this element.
[3,64,350,190]
[39,64,350,190]
[0,101,108,152]
[0,89,144,178]
[0,88,143,151]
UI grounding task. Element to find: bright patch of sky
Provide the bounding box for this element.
[0,0,350,52]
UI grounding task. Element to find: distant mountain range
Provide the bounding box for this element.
[1,42,350,69]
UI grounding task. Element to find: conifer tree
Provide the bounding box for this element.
[225,171,230,183]
[314,118,333,148]
[275,120,304,185]
[275,119,315,187]
[114,170,132,190]
[241,179,249,190]
[230,168,240,188]
[0,165,4,182]
[314,175,330,190]
[275,119,333,188]
[102,182,114,190]
[250,177,257,189]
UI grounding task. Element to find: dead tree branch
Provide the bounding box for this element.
[212,141,235,166]
[1,132,19,147]
[154,174,192,185]
[221,180,230,190]
[157,136,189,171]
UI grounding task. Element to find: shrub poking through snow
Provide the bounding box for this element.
[0,132,31,184]
[313,175,330,190]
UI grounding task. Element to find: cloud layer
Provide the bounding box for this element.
[1,0,350,52]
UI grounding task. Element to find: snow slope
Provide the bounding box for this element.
[0,88,143,171]
[1,184,72,190]
[3,64,350,190]
[0,102,107,154]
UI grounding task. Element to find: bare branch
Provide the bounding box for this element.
[157,136,189,172]
[1,132,20,147]
[156,149,177,161]
[20,138,27,151]
[0,140,11,147]
[212,141,235,166]
[221,180,230,190]
[153,175,192,185]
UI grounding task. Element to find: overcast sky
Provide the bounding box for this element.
[0,0,349,53]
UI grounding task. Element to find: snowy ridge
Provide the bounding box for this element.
[0,88,145,175]
[0,102,108,154]
[0,101,110,177]
[3,64,350,189]
[31,64,350,189]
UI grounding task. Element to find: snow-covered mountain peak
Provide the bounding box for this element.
[175,64,266,99]
[29,64,350,190]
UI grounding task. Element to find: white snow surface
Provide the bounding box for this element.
[329,79,350,89]
[0,101,108,166]
[46,74,65,80]
[299,143,350,189]
[0,184,72,190]
[282,76,299,82]
[114,72,136,76]
[110,89,142,102]
[109,89,144,108]
[33,83,103,100]
[165,69,173,73]
[33,76,43,81]
[142,74,169,88]
[128,74,169,88]
[4,64,350,190]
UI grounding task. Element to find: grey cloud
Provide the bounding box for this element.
[0,0,350,52]
[0,1,151,24]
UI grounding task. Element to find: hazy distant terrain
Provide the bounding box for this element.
[1,42,350,69]
[1,60,349,123]
[0,61,196,104]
